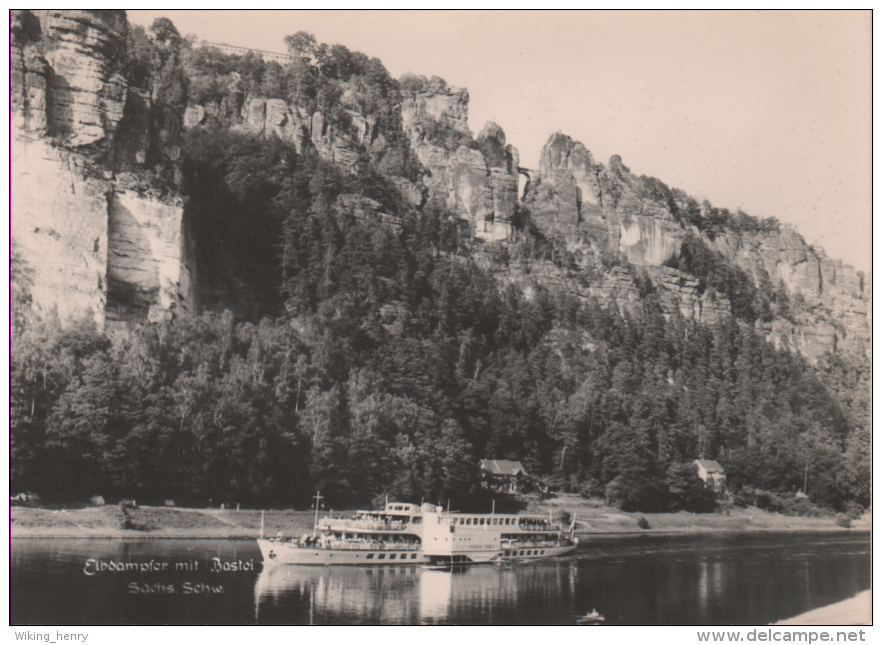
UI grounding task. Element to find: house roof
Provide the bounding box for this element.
[694,459,725,473]
[479,459,527,476]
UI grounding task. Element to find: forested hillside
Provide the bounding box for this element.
[10,14,870,513]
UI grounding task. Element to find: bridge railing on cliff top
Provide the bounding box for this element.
[200,41,291,65]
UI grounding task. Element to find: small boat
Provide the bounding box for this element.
[575,608,605,624]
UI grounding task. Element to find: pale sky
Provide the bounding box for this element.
[129,10,871,273]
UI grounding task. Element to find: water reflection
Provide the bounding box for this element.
[254,557,712,625]
[255,564,423,624]
[11,533,871,625]
[255,563,523,624]
[252,534,871,625]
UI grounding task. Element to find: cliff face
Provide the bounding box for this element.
[398,80,520,241]
[185,70,522,242]
[712,227,868,362]
[11,10,194,327]
[12,17,868,367]
[519,131,868,364]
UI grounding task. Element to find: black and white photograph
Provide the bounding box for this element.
[9,9,872,629]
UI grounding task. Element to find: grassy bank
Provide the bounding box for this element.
[525,494,871,534]
[10,505,317,539]
[11,494,868,538]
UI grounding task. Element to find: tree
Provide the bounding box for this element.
[665,462,716,512]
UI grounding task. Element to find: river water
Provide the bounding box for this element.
[10,532,869,625]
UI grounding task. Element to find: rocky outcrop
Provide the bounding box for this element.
[539,132,601,209]
[651,266,731,325]
[334,194,402,229]
[12,10,128,153]
[514,129,868,364]
[528,133,683,264]
[711,226,869,362]
[400,75,470,149]
[106,191,189,324]
[398,76,520,239]
[11,137,110,323]
[11,9,194,328]
[399,75,470,193]
[619,215,682,266]
[448,146,494,225]
[191,94,371,173]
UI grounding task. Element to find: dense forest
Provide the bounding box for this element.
[9,18,870,514]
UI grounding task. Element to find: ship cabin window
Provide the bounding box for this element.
[466,518,472,525]
[366,554,374,559]
[479,518,485,525]
[411,517,422,524]
[492,518,498,525]
[378,554,386,559]
[389,554,396,560]
[411,554,417,559]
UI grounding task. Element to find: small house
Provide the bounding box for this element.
[693,459,726,493]
[479,459,529,494]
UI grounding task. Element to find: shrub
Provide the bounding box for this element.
[578,478,604,500]
[835,515,852,529]
[665,462,717,513]
[555,510,572,526]
[605,470,668,512]
[777,497,832,517]
[637,516,651,530]
[845,501,864,521]
[118,503,134,530]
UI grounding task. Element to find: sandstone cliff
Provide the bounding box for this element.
[399,77,520,241]
[11,10,194,327]
[517,131,868,364]
[11,15,868,368]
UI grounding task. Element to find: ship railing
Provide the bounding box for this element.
[321,540,421,551]
[317,518,408,531]
[503,536,572,546]
[517,523,558,531]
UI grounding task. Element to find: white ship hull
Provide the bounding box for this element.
[258,539,429,566]
[427,541,579,564]
[257,500,580,566]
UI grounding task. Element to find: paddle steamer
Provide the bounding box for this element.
[257,494,578,566]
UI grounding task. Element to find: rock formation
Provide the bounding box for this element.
[521,131,868,364]
[10,14,868,367]
[398,77,521,240]
[11,9,194,328]
[187,90,372,173]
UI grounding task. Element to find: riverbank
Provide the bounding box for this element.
[774,590,871,625]
[10,505,317,539]
[525,494,871,534]
[11,495,869,538]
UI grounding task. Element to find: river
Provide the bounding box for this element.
[10,532,869,625]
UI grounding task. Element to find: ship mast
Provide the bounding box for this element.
[312,491,323,537]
